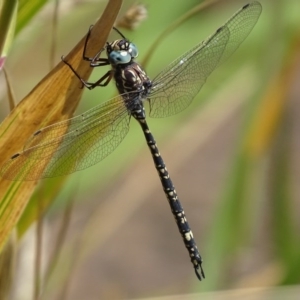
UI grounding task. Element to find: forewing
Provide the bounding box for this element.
[148,1,262,118]
[148,26,230,117]
[0,95,131,180]
[23,101,123,150]
[217,1,262,65]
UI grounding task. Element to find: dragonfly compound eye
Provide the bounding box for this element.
[108,50,132,65]
[128,43,138,58]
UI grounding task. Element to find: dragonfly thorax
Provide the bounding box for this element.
[106,39,138,65]
[114,62,152,96]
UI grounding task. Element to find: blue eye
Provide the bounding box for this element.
[108,42,138,65]
[108,50,131,64]
[129,43,138,57]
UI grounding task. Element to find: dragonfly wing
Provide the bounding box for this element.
[23,95,127,151]
[148,1,262,118]
[1,95,131,181]
[216,1,262,66]
[148,26,230,117]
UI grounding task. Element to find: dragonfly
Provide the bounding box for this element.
[0,2,262,280]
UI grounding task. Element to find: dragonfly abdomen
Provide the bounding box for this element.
[137,117,205,280]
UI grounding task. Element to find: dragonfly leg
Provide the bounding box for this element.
[81,24,111,67]
[61,56,113,90]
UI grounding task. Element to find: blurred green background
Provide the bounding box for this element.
[1,0,300,299]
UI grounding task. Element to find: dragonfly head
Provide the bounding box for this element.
[106,39,138,65]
